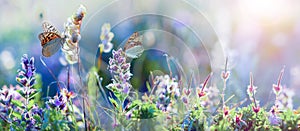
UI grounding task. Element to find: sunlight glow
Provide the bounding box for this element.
[238,0,292,20]
[0,50,15,70]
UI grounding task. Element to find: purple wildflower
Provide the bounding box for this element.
[16,54,36,88]
[154,75,179,112]
[125,111,132,120]
[183,88,191,96]
[47,88,76,111]
[197,73,213,98]
[48,95,67,111]
[99,23,114,53]
[181,96,188,104]
[235,113,243,125]
[107,49,132,95]
[268,106,281,125]
[247,72,257,98]
[221,57,230,81]
[112,117,119,128]
[273,67,285,95]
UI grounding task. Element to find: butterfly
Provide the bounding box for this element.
[123,32,144,59]
[38,21,65,57]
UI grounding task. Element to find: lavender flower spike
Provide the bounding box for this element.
[107,49,132,95]
[16,54,36,88]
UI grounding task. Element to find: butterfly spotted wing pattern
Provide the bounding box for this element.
[42,38,63,57]
[42,21,60,34]
[38,32,62,46]
[123,32,144,58]
[124,32,142,51]
[38,21,63,57]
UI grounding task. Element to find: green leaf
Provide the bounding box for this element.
[42,110,50,130]
[146,81,151,92]
[29,89,41,100]
[11,111,21,119]
[87,67,98,99]
[11,100,23,108]
[33,114,42,123]
[15,90,25,99]
[109,97,119,109]
[27,100,35,110]
[126,100,141,111]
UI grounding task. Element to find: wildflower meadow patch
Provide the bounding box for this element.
[1,2,300,131]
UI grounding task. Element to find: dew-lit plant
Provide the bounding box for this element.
[1,4,300,131]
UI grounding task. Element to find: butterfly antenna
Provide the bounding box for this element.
[40,56,62,90]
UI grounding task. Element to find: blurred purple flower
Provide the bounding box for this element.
[268,106,281,125]
[47,88,76,111]
[235,114,243,125]
[181,96,188,104]
[48,95,67,111]
[247,72,257,98]
[252,105,260,113]
[99,23,114,53]
[273,67,285,95]
[154,75,179,112]
[221,71,230,81]
[183,88,191,96]
[197,73,212,98]
[112,117,119,129]
[125,111,132,120]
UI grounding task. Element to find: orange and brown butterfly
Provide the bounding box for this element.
[38,21,65,57]
[123,32,144,59]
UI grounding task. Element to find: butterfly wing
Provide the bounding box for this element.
[124,32,144,58]
[125,45,144,58]
[38,32,63,57]
[42,21,60,34]
[42,38,63,57]
[38,32,62,46]
[38,21,63,57]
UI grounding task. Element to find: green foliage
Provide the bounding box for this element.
[33,73,43,106]
[41,109,71,131]
[132,101,159,119]
[279,109,300,130]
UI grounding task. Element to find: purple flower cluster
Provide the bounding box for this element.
[154,75,180,112]
[107,49,132,94]
[22,104,43,130]
[0,54,44,130]
[47,88,76,111]
[268,106,281,125]
[16,54,37,106]
[0,85,21,122]
[16,54,36,88]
